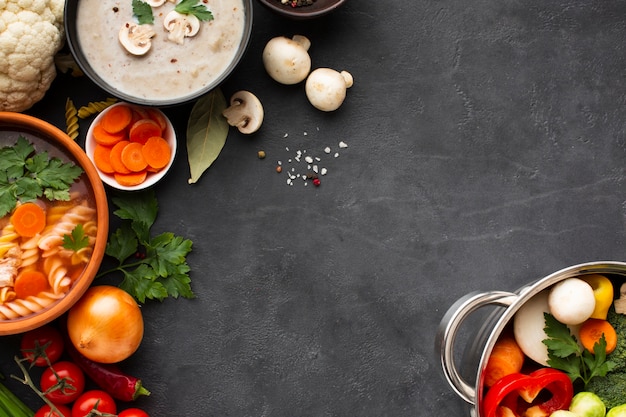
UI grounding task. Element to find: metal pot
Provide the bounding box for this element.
[435,260,626,417]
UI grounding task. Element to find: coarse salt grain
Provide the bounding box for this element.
[339,141,348,148]
[324,147,331,154]
[321,168,327,175]
[305,156,313,163]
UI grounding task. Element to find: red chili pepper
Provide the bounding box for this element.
[481,368,573,417]
[64,335,150,402]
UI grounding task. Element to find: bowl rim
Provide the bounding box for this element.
[84,102,177,191]
[256,0,347,19]
[0,112,109,335]
[64,0,254,107]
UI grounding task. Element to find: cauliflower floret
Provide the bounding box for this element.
[0,0,64,112]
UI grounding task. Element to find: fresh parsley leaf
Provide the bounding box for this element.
[174,0,214,21]
[98,190,194,302]
[0,136,83,218]
[62,224,90,251]
[543,312,616,387]
[132,0,154,25]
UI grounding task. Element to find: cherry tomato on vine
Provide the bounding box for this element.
[34,404,72,417]
[118,408,150,417]
[20,325,64,366]
[40,361,86,404]
[71,390,117,417]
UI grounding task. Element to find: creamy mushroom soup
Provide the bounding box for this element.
[76,0,246,102]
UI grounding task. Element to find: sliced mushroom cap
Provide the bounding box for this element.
[222,91,264,134]
[145,0,166,6]
[118,22,156,56]
[163,10,200,45]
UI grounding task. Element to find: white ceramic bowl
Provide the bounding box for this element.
[85,102,177,191]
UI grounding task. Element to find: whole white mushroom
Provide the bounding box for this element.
[262,35,311,85]
[305,68,353,112]
[548,278,596,325]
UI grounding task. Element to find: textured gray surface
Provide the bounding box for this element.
[2,0,626,416]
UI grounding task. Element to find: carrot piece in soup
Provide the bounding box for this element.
[579,318,617,354]
[92,123,126,146]
[483,335,525,388]
[142,136,171,170]
[93,144,115,174]
[101,104,133,134]
[129,119,162,145]
[109,141,132,174]
[11,202,46,237]
[121,142,148,172]
[14,270,49,299]
[114,171,148,187]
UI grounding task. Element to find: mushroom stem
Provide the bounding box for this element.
[222,99,250,128]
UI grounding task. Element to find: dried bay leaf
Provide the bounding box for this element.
[186,88,229,184]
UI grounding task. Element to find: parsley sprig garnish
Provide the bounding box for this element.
[62,224,90,251]
[96,190,194,303]
[0,136,83,218]
[543,312,616,387]
[175,0,214,21]
[132,0,154,25]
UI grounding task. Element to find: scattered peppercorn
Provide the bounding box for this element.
[276,166,282,173]
[258,150,266,159]
[313,178,321,186]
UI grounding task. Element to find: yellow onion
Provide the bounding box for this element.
[67,285,143,363]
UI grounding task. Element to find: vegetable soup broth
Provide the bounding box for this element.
[76,0,246,101]
[0,130,97,320]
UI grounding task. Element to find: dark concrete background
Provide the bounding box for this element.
[2,0,626,416]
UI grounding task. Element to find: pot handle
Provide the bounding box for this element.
[435,290,518,405]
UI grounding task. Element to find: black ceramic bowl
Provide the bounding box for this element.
[257,0,346,19]
[65,0,253,107]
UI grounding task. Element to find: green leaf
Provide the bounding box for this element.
[120,264,167,303]
[112,190,158,242]
[186,88,229,184]
[132,0,154,24]
[62,224,90,251]
[99,192,195,303]
[0,136,83,217]
[543,313,581,357]
[105,225,139,263]
[175,0,214,21]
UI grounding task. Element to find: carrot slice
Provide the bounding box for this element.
[131,107,150,126]
[14,270,49,299]
[92,123,126,146]
[129,119,162,145]
[109,141,131,174]
[101,104,133,134]
[10,202,46,237]
[93,144,115,174]
[483,336,525,388]
[146,108,168,133]
[142,136,171,170]
[114,171,148,187]
[579,318,618,354]
[121,141,148,172]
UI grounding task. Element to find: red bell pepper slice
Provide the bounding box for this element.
[481,368,573,417]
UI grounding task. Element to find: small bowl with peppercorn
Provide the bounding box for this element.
[64,0,253,106]
[257,0,347,19]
